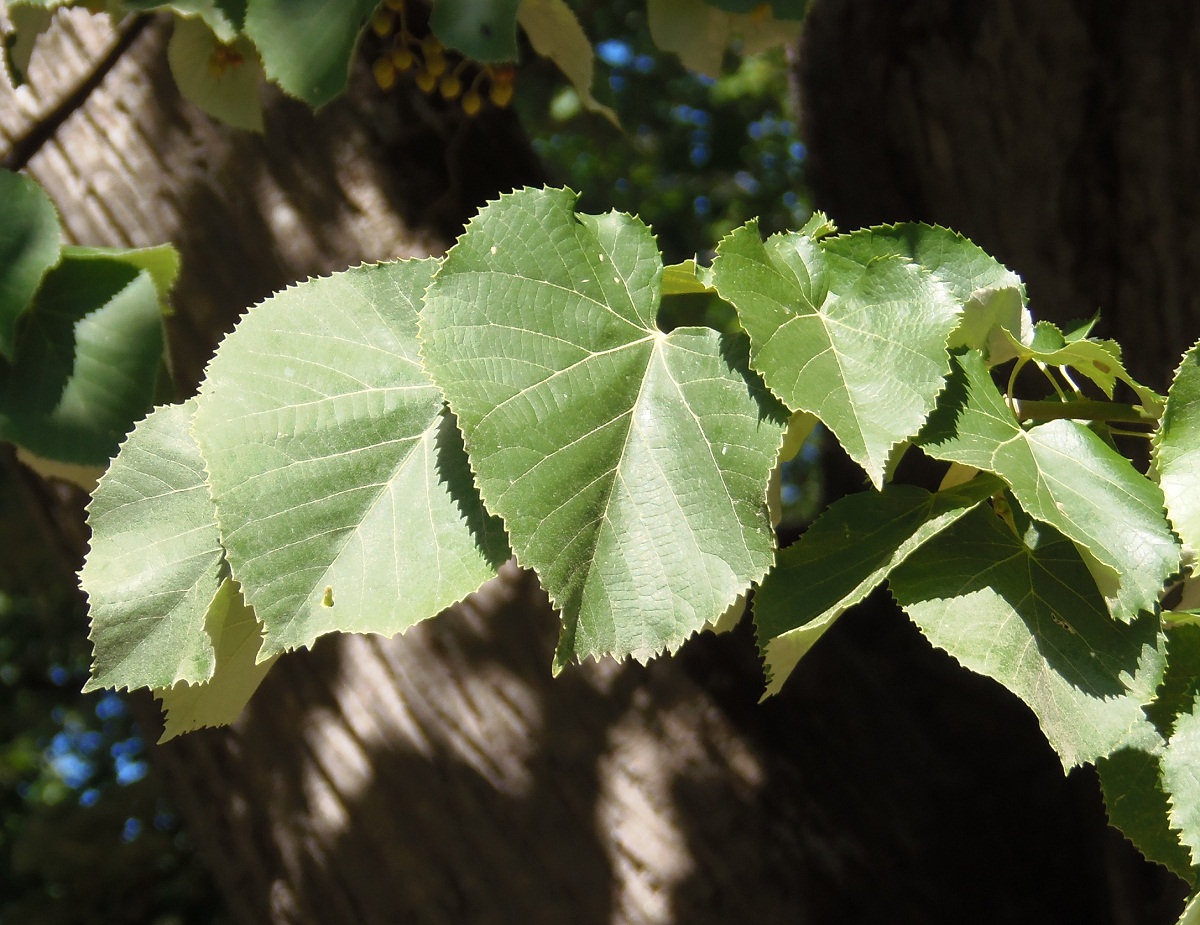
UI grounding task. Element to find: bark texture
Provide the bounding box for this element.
[1,7,1190,925]
[797,0,1200,383]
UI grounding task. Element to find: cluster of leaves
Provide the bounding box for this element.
[3,0,806,131]
[78,185,1200,918]
[0,169,174,488]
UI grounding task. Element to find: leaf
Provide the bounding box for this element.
[3,2,56,87]
[712,220,962,487]
[646,0,803,79]
[1165,694,1200,866]
[996,319,1164,414]
[1158,340,1200,554]
[430,0,522,62]
[62,242,180,300]
[81,401,223,693]
[420,187,786,669]
[918,350,1180,621]
[154,578,277,742]
[517,0,616,124]
[661,258,715,295]
[192,259,508,659]
[824,221,1030,361]
[167,16,264,132]
[120,0,243,41]
[704,0,808,17]
[1098,747,1196,883]
[755,475,1000,696]
[243,0,375,107]
[890,505,1166,768]
[0,255,168,466]
[0,169,62,360]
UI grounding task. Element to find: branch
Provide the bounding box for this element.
[1012,398,1158,424]
[1,14,150,172]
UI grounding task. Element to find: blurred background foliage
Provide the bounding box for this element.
[0,2,817,920]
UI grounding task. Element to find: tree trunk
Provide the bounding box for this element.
[796,0,1200,383]
[2,6,1192,924]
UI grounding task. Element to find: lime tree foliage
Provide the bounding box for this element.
[4,0,806,131]
[72,183,1200,913]
[0,169,175,488]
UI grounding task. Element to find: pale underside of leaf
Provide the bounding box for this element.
[193,259,506,660]
[154,578,277,742]
[755,475,1000,697]
[1165,694,1200,867]
[517,0,617,124]
[890,507,1165,769]
[1157,340,1200,556]
[81,400,223,692]
[713,221,961,487]
[421,187,785,669]
[168,16,264,132]
[919,350,1180,622]
[646,0,802,78]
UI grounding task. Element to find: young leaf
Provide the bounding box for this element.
[81,401,223,693]
[995,319,1164,414]
[0,255,168,466]
[517,0,617,125]
[1157,340,1200,554]
[243,0,376,107]
[755,475,1000,696]
[1164,694,1200,866]
[890,506,1166,769]
[154,578,278,742]
[661,258,715,295]
[647,0,803,79]
[918,350,1180,621]
[0,169,62,360]
[712,220,962,487]
[420,187,786,669]
[193,259,508,659]
[1098,747,1196,883]
[168,16,264,132]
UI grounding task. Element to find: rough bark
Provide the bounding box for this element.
[2,7,1190,924]
[797,0,1200,384]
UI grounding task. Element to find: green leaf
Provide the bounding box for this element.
[61,243,180,300]
[755,475,1001,696]
[517,0,616,124]
[0,169,62,360]
[890,506,1166,768]
[1164,695,1200,866]
[646,0,803,79]
[154,578,277,742]
[120,0,242,41]
[167,16,264,131]
[192,259,508,659]
[0,255,167,466]
[996,319,1164,414]
[81,401,223,693]
[918,350,1180,621]
[243,0,375,107]
[1158,340,1200,554]
[1180,894,1200,925]
[420,187,786,669]
[824,222,1030,361]
[430,0,522,61]
[1098,747,1196,883]
[712,220,962,487]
